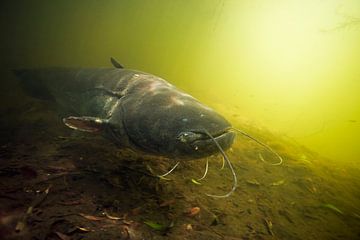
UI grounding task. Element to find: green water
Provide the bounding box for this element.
[1,1,360,239]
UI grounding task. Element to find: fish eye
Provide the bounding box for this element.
[177,132,190,143]
[177,131,202,143]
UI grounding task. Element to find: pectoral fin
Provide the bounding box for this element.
[63,116,107,133]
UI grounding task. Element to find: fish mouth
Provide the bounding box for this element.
[190,128,235,150]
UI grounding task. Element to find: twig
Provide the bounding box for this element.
[15,185,51,233]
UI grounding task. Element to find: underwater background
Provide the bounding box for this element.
[0,0,359,239]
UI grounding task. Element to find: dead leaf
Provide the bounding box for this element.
[246,179,260,186]
[159,199,176,207]
[187,207,200,217]
[185,224,193,231]
[15,221,25,232]
[104,211,123,220]
[270,179,285,186]
[67,226,91,234]
[79,213,104,221]
[76,226,91,232]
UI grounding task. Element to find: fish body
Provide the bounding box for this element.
[14,61,235,160]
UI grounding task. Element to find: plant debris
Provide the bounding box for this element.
[187,207,201,217]
[246,179,260,186]
[321,204,344,215]
[79,213,104,221]
[270,179,285,186]
[143,220,167,231]
[15,185,51,233]
[264,218,274,236]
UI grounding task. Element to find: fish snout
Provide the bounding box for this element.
[176,129,235,157]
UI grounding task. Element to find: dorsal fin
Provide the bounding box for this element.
[110,57,124,69]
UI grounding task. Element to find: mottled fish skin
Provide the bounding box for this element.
[15,66,235,160]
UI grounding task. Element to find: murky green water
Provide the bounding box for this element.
[0,1,359,239]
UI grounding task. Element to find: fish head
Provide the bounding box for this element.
[122,91,235,160]
[170,104,236,159]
